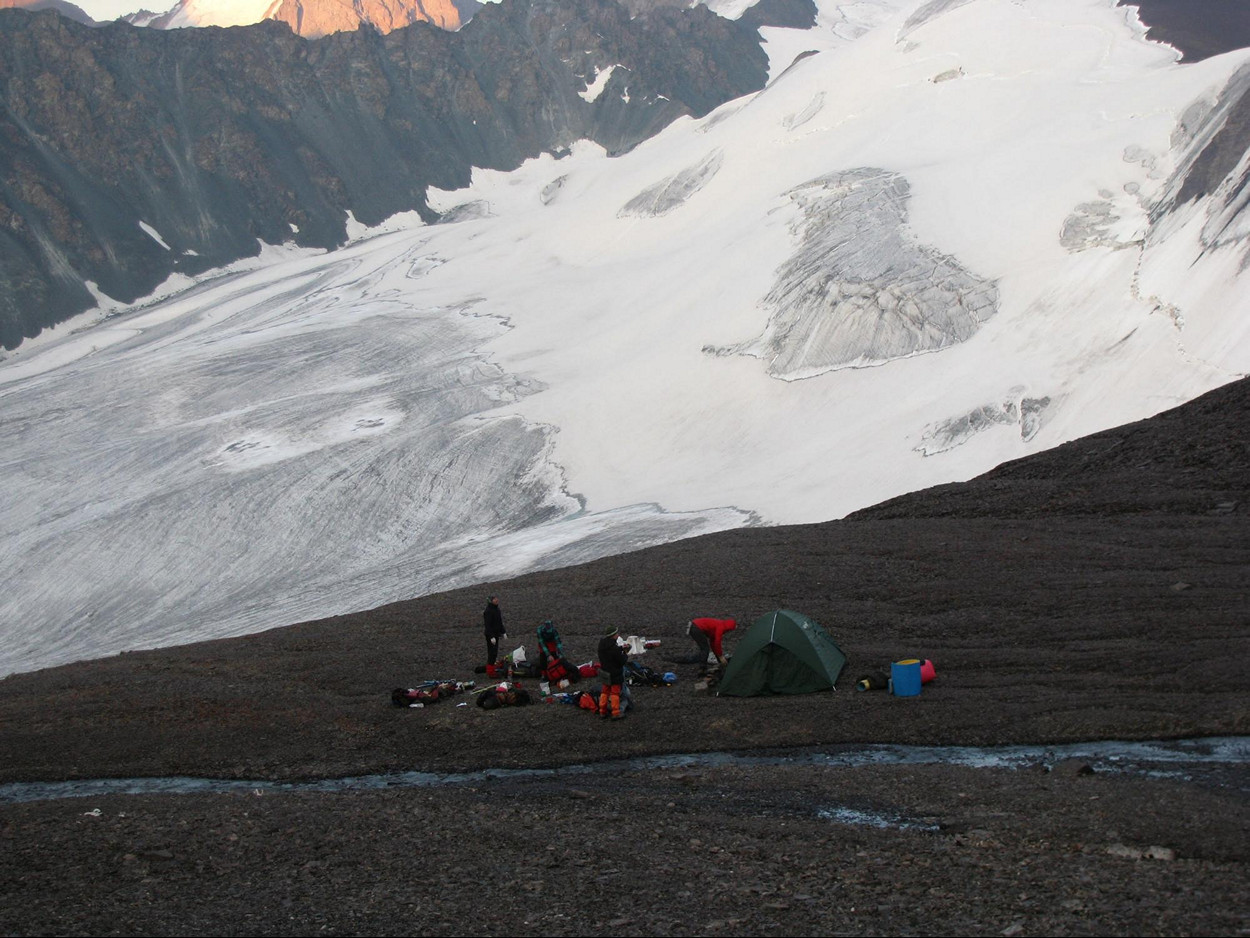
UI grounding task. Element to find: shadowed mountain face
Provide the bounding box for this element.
[1119,0,1250,64]
[0,0,769,349]
[0,0,95,24]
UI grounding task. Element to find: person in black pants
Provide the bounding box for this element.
[483,595,506,665]
[596,625,629,720]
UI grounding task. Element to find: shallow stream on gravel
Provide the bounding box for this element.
[2,737,1245,807]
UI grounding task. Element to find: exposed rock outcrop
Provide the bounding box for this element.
[266,0,472,38]
[139,0,482,38]
[717,168,999,378]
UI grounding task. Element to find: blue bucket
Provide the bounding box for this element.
[891,659,922,697]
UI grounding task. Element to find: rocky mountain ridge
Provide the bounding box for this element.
[135,0,481,38]
[266,0,475,38]
[0,0,481,34]
[0,0,779,349]
[0,0,95,23]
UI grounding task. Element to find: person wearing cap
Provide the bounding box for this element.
[483,595,506,665]
[596,625,630,720]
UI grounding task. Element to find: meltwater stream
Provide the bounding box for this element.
[2,737,1245,806]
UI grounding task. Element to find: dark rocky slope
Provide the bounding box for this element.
[0,0,770,348]
[1123,0,1250,63]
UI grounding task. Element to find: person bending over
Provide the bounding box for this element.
[686,617,736,675]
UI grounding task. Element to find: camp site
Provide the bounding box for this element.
[3,374,1247,936]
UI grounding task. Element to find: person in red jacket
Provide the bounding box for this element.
[687,617,737,675]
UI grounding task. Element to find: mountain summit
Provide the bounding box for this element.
[271,0,476,36]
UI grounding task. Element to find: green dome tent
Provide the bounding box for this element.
[717,609,847,696]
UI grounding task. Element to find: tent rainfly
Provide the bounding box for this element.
[717,609,847,696]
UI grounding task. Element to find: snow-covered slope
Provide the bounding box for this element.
[2,0,1248,677]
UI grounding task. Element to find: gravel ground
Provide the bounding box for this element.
[1,378,1247,936]
[1,759,1245,937]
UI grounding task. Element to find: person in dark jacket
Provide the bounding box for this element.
[596,625,630,720]
[483,595,506,665]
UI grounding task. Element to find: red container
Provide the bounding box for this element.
[920,659,936,684]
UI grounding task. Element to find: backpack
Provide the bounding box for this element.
[392,687,439,706]
[624,662,674,687]
[536,623,580,683]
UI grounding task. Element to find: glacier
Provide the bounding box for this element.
[2,0,1248,677]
